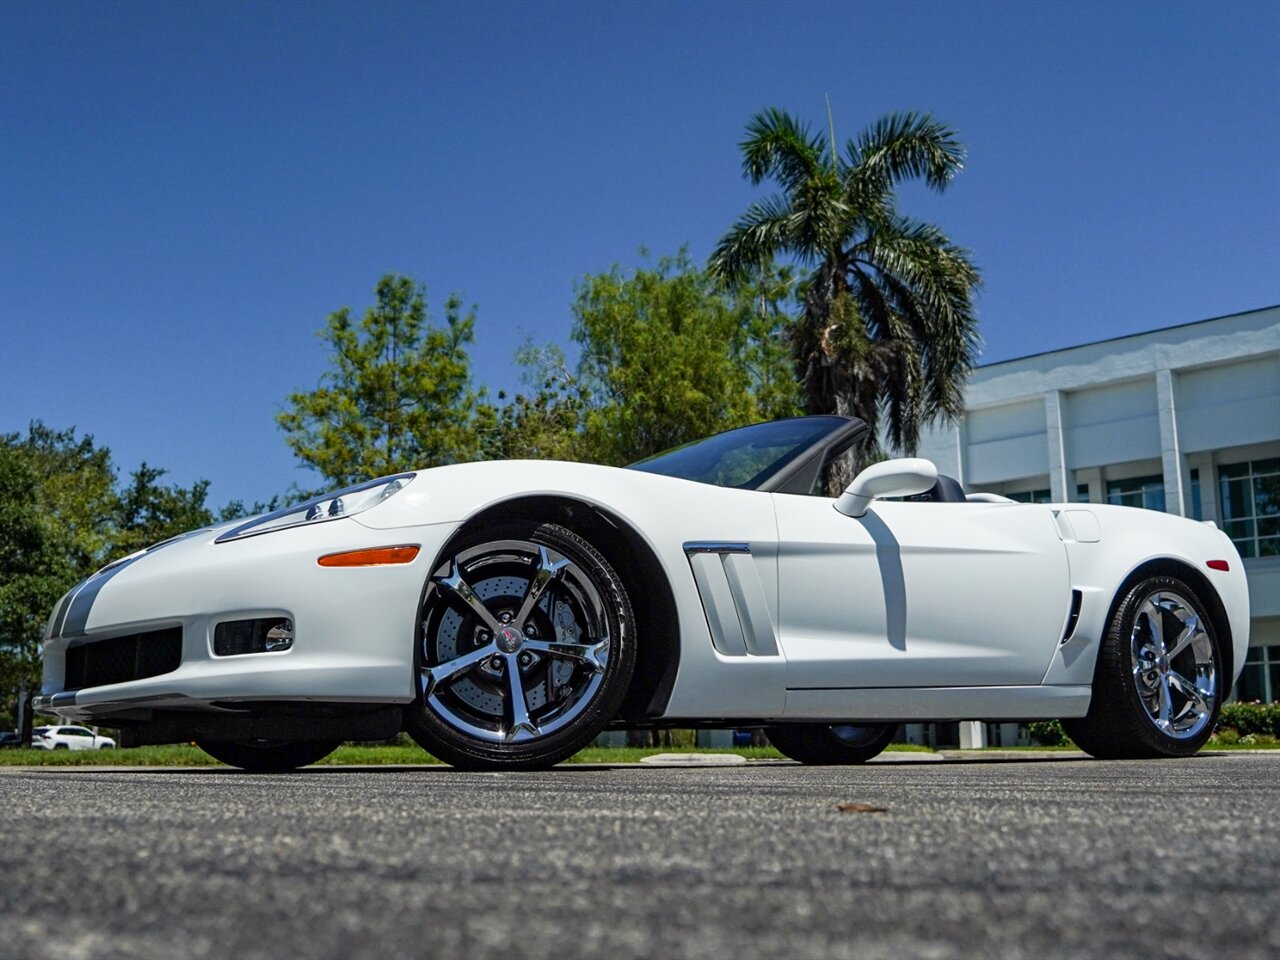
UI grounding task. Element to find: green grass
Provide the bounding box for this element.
[0,745,221,766]
[0,740,941,767]
[1203,739,1280,750]
[970,744,1083,751]
[0,743,783,767]
[7,738,1273,767]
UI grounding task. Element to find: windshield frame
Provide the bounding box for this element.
[626,416,867,492]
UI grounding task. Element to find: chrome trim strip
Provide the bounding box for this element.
[32,692,77,713]
[683,541,751,555]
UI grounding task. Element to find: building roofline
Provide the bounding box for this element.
[977,304,1280,370]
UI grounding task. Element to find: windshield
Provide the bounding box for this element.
[628,417,849,489]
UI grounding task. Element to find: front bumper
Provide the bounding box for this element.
[37,517,458,725]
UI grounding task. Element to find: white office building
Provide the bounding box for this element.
[910,305,1279,741]
[694,305,1277,752]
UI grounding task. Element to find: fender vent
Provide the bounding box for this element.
[683,542,779,657]
[1061,590,1083,644]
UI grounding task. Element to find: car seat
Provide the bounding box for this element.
[902,474,967,503]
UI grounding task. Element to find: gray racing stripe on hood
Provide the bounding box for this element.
[59,530,206,638]
[60,557,146,638]
[50,587,80,638]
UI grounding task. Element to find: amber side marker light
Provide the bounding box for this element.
[1206,560,1230,572]
[318,545,421,567]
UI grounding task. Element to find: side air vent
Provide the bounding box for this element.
[63,627,183,691]
[1061,590,1083,644]
[683,542,779,657]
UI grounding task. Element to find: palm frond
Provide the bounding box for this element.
[849,220,981,448]
[740,107,828,190]
[846,111,965,195]
[708,194,798,287]
[789,170,852,259]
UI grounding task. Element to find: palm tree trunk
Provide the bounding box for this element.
[799,260,862,494]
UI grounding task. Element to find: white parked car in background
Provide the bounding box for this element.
[31,725,116,750]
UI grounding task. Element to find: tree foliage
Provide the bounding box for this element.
[278,274,490,487]
[113,465,216,556]
[482,343,587,463]
[0,424,217,726]
[710,107,981,468]
[501,252,800,467]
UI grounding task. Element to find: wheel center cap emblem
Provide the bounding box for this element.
[497,627,523,653]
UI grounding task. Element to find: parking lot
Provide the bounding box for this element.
[2,753,1277,960]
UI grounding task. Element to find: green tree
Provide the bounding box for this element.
[278,274,489,487]
[1,425,118,729]
[0,424,220,729]
[483,343,587,463]
[567,251,799,466]
[0,443,76,719]
[112,464,215,556]
[710,107,981,470]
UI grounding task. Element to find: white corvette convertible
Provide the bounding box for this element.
[36,416,1248,771]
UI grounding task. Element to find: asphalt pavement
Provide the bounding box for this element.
[2,753,1277,960]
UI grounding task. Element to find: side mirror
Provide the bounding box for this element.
[834,458,939,518]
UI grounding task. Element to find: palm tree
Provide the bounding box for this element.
[709,107,981,481]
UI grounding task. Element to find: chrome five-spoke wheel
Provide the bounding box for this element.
[1064,574,1222,759]
[405,522,635,770]
[1130,590,1216,741]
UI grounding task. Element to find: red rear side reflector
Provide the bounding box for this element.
[1206,560,1230,572]
[318,545,421,567]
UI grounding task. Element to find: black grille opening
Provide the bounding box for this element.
[214,618,293,656]
[63,627,183,691]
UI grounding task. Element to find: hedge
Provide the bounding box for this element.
[1023,702,1280,747]
[1217,701,1280,738]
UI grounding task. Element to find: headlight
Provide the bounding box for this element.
[215,474,414,543]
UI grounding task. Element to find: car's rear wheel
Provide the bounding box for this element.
[766,722,898,764]
[197,739,340,772]
[406,522,635,771]
[1063,575,1221,759]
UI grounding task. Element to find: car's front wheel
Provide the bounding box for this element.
[406,522,635,771]
[197,739,340,772]
[1063,574,1222,759]
[766,723,899,764]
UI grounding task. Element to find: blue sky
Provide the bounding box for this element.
[2,0,1277,509]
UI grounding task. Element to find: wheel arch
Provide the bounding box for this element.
[1104,557,1236,699]
[434,494,681,721]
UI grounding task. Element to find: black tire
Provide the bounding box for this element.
[1063,575,1222,759]
[53,743,68,750]
[766,722,899,765]
[197,739,340,772]
[406,521,636,771]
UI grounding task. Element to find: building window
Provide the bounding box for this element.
[1218,458,1280,558]
[1190,468,1202,521]
[1107,474,1166,512]
[1235,645,1280,703]
[1075,483,1090,503]
[1007,489,1051,503]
